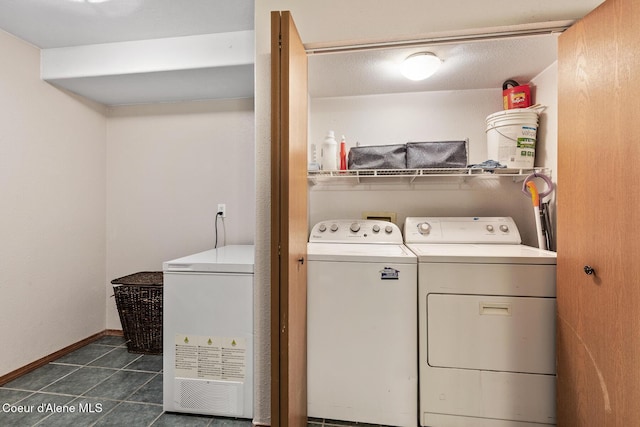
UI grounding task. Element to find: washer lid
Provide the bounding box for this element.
[163,244,255,273]
[406,243,556,264]
[307,242,416,263]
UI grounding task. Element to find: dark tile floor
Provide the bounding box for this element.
[1,336,390,427]
[308,419,390,427]
[0,336,251,427]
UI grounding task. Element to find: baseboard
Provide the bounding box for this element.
[0,329,123,386]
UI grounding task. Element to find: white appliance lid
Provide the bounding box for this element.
[163,244,255,273]
[405,243,556,264]
[307,242,416,263]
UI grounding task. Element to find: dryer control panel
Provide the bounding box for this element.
[309,219,403,244]
[404,217,522,244]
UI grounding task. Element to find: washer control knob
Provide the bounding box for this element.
[330,223,339,232]
[499,224,509,233]
[372,224,381,233]
[385,225,393,234]
[318,224,327,232]
[350,223,361,233]
[486,225,494,232]
[418,222,432,234]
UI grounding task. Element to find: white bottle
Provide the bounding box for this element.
[321,131,338,170]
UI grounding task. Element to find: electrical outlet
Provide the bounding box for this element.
[217,203,226,218]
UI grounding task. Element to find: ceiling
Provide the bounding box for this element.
[0,0,254,48]
[308,33,560,98]
[0,0,255,105]
[0,0,602,105]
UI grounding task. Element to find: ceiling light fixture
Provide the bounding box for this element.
[400,52,442,81]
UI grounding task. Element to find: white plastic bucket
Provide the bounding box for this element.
[486,109,539,168]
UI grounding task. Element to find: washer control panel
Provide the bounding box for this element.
[404,217,521,244]
[309,219,402,244]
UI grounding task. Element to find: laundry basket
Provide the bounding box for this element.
[111,271,163,355]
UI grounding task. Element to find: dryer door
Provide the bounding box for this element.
[427,294,556,375]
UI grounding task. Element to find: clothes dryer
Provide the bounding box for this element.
[405,217,557,426]
[307,219,417,427]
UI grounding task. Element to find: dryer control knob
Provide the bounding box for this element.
[330,223,339,232]
[486,225,494,232]
[418,222,431,234]
[350,223,361,233]
[499,224,509,233]
[385,225,393,234]
[372,224,381,233]
[318,224,327,232]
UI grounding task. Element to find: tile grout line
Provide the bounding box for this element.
[75,367,122,399]
[30,392,84,427]
[70,344,121,366]
[146,409,164,427]
[83,344,139,427]
[1,339,139,427]
[84,343,149,427]
[87,398,122,427]
[1,365,82,394]
[69,344,144,400]
[4,339,260,427]
[121,371,162,404]
[1,390,36,410]
[82,354,161,426]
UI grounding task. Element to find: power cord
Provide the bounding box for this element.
[214,211,224,248]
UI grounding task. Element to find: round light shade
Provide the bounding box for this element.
[400,52,442,81]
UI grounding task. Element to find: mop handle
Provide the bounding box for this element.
[526,181,540,207]
[526,181,546,250]
[522,172,554,199]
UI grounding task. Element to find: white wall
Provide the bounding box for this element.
[0,27,256,376]
[0,29,107,376]
[105,99,255,329]
[530,61,559,247]
[308,84,559,247]
[310,89,501,166]
[253,9,273,424]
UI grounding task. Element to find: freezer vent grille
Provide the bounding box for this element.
[176,379,243,416]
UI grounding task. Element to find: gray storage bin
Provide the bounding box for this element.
[347,144,406,169]
[406,140,468,168]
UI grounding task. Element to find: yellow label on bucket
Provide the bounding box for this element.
[517,138,536,149]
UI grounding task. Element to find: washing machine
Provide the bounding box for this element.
[404,217,557,427]
[307,219,418,427]
[163,245,254,418]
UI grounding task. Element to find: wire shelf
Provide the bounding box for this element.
[308,167,550,185]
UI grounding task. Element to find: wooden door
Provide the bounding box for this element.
[270,10,309,427]
[557,0,640,424]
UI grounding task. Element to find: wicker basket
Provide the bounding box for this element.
[111,272,163,355]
